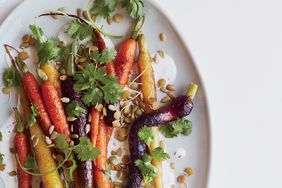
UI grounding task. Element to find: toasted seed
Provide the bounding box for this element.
[71,134,79,139]
[151,101,160,110]
[121,155,130,164]
[77,8,82,17]
[107,17,113,24]
[32,137,39,148]
[114,164,122,171]
[2,87,11,94]
[166,84,176,91]
[95,103,103,112]
[159,32,167,41]
[123,91,131,99]
[114,111,121,120]
[45,136,52,145]
[48,125,55,135]
[130,82,139,90]
[18,51,29,61]
[184,167,193,176]
[116,148,122,157]
[47,144,55,148]
[8,170,17,176]
[85,123,91,134]
[20,42,30,49]
[103,107,107,116]
[161,96,171,103]
[157,50,165,58]
[170,162,176,169]
[160,86,169,93]
[67,116,77,122]
[61,97,70,103]
[113,14,123,23]
[112,120,121,128]
[116,134,127,142]
[135,108,143,116]
[157,79,166,88]
[108,104,116,111]
[22,34,31,43]
[109,156,118,165]
[177,175,186,184]
[60,75,67,81]
[78,57,87,63]
[37,69,48,81]
[124,117,132,124]
[167,92,176,99]
[70,124,74,132]
[88,114,92,122]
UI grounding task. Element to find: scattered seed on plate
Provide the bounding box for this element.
[114,111,121,120]
[177,175,186,184]
[159,32,167,41]
[107,17,113,25]
[70,124,74,132]
[22,34,31,43]
[2,87,10,94]
[8,171,17,176]
[85,123,90,134]
[113,13,123,23]
[88,114,92,122]
[157,79,166,88]
[95,103,103,112]
[45,136,52,145]
[157,50,165,58]
[109,156,118,165]
[67,116,77,122]
[18,51,29,61]
[111,150,117,155]
[184,167,193,176]
[123,91,131,99]
[160,86,169,93]
[161,96,171,103]
[51,131,57,140]
[48,125,55,135]
[61,97,70,103]
[167,92,176,99]
[166,84,176,91]
[116,148,122,157]
[130,82,139,90]
[71,134,79,139]
[113,120,121,128]
[114,164,122,171]
[170,162,176,169]
[32,137,39,148]
[108,104,116,111]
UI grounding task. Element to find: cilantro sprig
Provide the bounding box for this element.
[0,153,5,171]
[74,64,123,105]
[151,147,170,162]
[3,68,21,88]
[28,104,39,127]
[90,48,117,64]
[138,127,154,146]
[160,119,192,138]
[66,101,86,117]
[66,20,93,40]
[121,0,144,20]
[134,154,158,183]
[25,155,38,171]
[29,24,63,65]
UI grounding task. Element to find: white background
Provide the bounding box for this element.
[1,0,282,188]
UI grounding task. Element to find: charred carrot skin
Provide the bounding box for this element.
[22,72,52,135]
[14,133,31,188]
[41,81,70,137]
[114,38,137,88]
[94,118,111,188]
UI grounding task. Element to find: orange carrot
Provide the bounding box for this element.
[93,118,111,188]
[90,108,100,147]
[114,38,137,88]
[14,133,31,188]
[22,72,52,135]
[41,81,70,137]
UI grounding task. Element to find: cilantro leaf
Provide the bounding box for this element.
[160,119,192,138]
[90,48,116,64]
[152,147,170,162]
[138,127,154,146]
[25,155,38,171]
[73,136,100,161]
[66,20,93,40]
[29,24,63,64]
[28,104,38,127]
[92,0,118,18]
[74,65,123,106]
[66,156,77,180]
[0,132,2,142]
[134,154,158,183]
[55,134,70,156]
[66,101,86,117]
[121,0,144,20]
[3,68,21,88]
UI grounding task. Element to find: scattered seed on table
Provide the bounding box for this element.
[103,107,107,116]
[70,124,74,132]
[88,114,92,122]
[159,32,167,41]
[51,12,59,20]
[114,164,122,171]
[113,13,123,23]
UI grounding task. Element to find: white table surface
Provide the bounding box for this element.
[1,0,282,188]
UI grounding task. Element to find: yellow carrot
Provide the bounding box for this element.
[138,34,163,188]
[41,63,61,95]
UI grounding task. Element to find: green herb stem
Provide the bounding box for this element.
[130,16,145,40]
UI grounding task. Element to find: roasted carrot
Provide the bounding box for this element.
[137,33,163,188]
[90,108,100,147]
[13,109,31,188]
[22,72,52,136]
[94,118,111,188]
[41,63,61,95]
[41,81,70,137]
[19,86,64,188]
